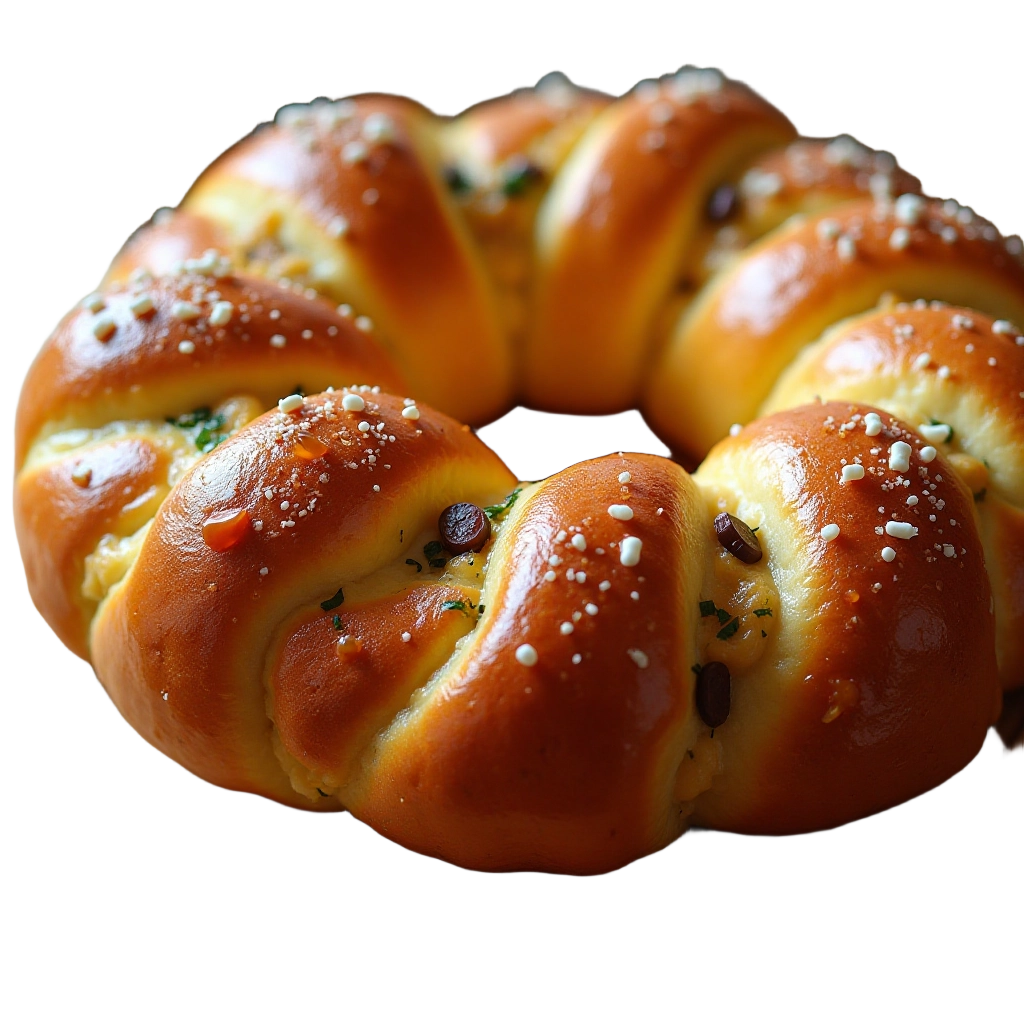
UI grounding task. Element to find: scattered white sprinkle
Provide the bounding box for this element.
[627,649,650,669]
[864,412,883,436]
[342,140,367,164]
[918,423,951,443]
[837,235,857,262]
[619,536,643,566]
[82,293,106,313]
[618,471,631,484]
[270,334,287,348]
[209,300,233,326]
[373,484,380,492]
[401,631,412,643]
[729,423,742,437]
[279,394,304,414]
[820,523,840,542]
[560,622,574,636]
[544,570,557,582]
[585,603,599,616]
[912,352,931,370]
[177,339,195,354]
[919,446,937,463]
[362,112,395,143]
[327,215,349,239]
[259,567,269,576]
[907,495,919,506]
[342,393,365,412]
[889,441,912,472]
[885,521,919,539]
[889,227,911,250]
[881,546,897,562]
[841,464,865,483]
[571,533,586,551]
[599,580,611,592]
[894,193,926,225]
[355,315,373,331]
[129,293,154,317]
[937,365,951,380]
[572,653,582,665]
[401,406,420,420]
[92,315,117,341]
[993,319,1017,335]
[608,504,634,521]
[515,644,538,667]
[817,219,841,242]
[362,188,379,206]
[951,314,974,330]
[943,544,957,558]
[357,420,370,432]
[171,300,201,321]
[630,591,640,601]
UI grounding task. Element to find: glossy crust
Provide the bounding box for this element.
[646,198,1024,460]
[763,304,1024,690]
[89,394,517,805]
[181,95,512,426]
[525,75,796,412]
[693,402,1000,833]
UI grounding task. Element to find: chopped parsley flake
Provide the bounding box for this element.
[699,600,717,617]
[716,617,740,641]
[167,407,228,453]
[406,558,423,572]
[320,587,345,611]
[428,558,447,569]
[441,600,466,612]
[753,607,772,618]
[423,540,444,558]
[332,615,344,631]
[484,488,521,519]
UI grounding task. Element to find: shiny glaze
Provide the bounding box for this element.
[648,198,1024,460]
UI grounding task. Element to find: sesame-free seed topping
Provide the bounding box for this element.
[278,394,304,414]
[608,504,633,521]
[841,464,865,483]
[619,536,643,566]
[881,546,897,562]
[401,632,412,643]
[515,644,538,667]
[571,534,586,551]
[585,603,599,616]
[618,471,631,484]
[993,319,1017,335]
[820,524,840,541]
[209,300,234,326]
[401,406,420,420]
[177,340,196,354]
[560,622,574,635]
[919,446,937,463]
[889,441,912,472]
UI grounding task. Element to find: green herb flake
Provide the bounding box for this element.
[441,600,466,612]
[423,540,444,558]
[691,663,703,676]
[405,558,423,572]
[320,587,345,612]
[428,557,447,569]
[974,488,986,503]
[500,157,541,197]
[699,600,717,617]
[484,488,521,520]
[715,607,732,625]
[753,607,772,618]
[930,418,954,442]
[444,165,472,194]
[332,615,344,632]
[316,788,330,798]
[761,630,768,638]
[477,604,485,615]
[716,617,740,641]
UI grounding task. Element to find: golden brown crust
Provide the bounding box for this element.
[763,304,1024,689]
[16,271,406,464]
[348,454,706,873]
[181,95,512,425]
[525,74,796,413]
[89,393,517,802]
[693,402,1000,833]
[647,198,1024,460]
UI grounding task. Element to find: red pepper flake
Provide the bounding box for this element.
[202,509,250,551]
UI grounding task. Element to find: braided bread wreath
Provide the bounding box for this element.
[15,66,1024,875]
